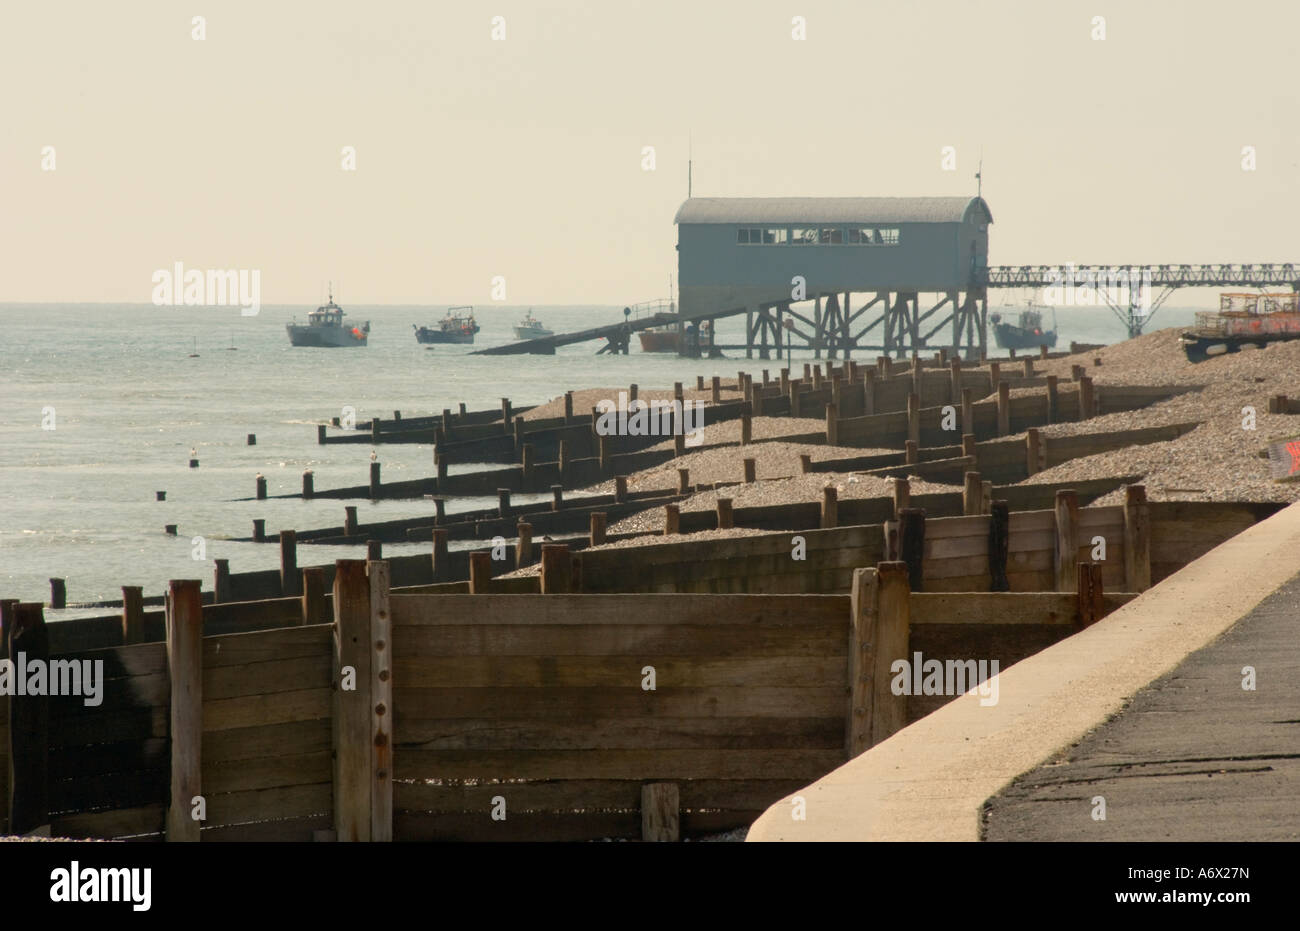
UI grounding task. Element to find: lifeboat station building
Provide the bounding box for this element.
[673,196,993,359]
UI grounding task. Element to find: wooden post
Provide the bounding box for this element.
[961,433,977,463]
[898,509,926,591]
[673,429,685,457]
[432,528,450,582]
[497,488,511,518]
[846,563,911,754]
[1123,484,1151,592]
[501,397,512,431]
[1022,357,1033,378]
[280,529,300,597]
[333,560,371,841]
[614,476,628,503]
[821,485,838,528]
[1039,344,1049,360]
[436,455,448,483]
[371,417,382,440]
[779,368,789,393]
[741,412,753,445]
[210,558,229,604]
[711,375,721,404]
[963,471,982,516]
[255,475,267,500]
[317,424,327,444]
[1071,363,1085,382]
[539,544,572,593]
[629,383,638,403]
[981,480,992,515]
[122,585,145,643]
[516,522,534,569]
[789,380,801,417]
[663,504,680,535]
[252,518,266,542]
[4,601,50,835]
[1045,375,1058,424]
[961,387,975,439]
[907,392,920,448]
[513,417,524,452]
[905,440,918,465]
[590,512,607,546]
[989,361,1001,392]
[48,578,65,610]
[468,552,493,593]
[812,366,823,390]
[862,369,876,415]
[882,520,899,561]
[996,381,1010,436]
[521,443,534,482]
[369,462,381,498]
[988,501,1010,592]
[557,439,569,479]
[434,498,445,522]
[166,579,202,842]
[1026,428,1041,476]
[302,566,327,625]
[1079,376,1095,420]
[641,783,680,842]
[303,470,314,498]
[696,375,705,391]
[743,457,756,483]
[599,435,611,474]
[1054,489,1080,593]
[564,391,574,423]
[1077,562,1104,628]
[891,477,910,517]
[677,468,690,494]
[367,540,382,561]
[798,453,812,474]
[825,401,838,446]
[716,498,733,529]
[552,485,563,511]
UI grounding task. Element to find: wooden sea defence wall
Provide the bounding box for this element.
[5,554,1139,841]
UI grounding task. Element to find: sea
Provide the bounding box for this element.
[0,301,1206,615]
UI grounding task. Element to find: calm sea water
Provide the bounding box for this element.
[0,301,1203,613]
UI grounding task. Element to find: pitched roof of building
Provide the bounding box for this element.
[674,196,992,225]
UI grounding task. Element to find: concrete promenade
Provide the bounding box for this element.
[747,501,1300,842]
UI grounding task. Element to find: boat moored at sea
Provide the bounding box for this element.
[1181,292,1300,362]
[286,287,369,347]
[990,303,1057,351]
[415,307,480,345]
[513,310,553,340]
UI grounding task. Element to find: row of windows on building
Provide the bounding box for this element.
[736,227,901,246]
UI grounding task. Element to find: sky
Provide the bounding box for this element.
[2,0,1297,306]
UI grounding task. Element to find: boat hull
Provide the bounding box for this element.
[514,325,554,340]
[286,324,367,347]
[1180,331,1299,363]
[415,327,475,345]
[992,323,1056,351]
[639,329,681,353]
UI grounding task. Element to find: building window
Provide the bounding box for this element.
[764,228,788,245]
[848,228,872,244]
[878,228,900,245]
[791,228,818,245]
[737,227,765,244]
[819,228,844,245]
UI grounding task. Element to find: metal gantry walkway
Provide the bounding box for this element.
[982,263,1300,338]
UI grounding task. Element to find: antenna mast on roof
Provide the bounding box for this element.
[688,131,693,198]
[975,150,983,198]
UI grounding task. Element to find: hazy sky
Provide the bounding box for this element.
[3,0,1297,306]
